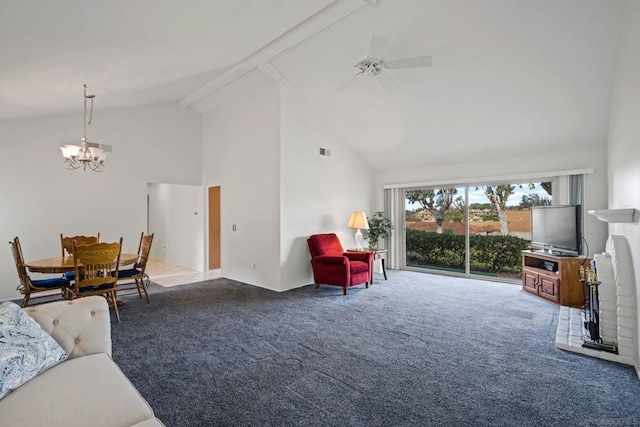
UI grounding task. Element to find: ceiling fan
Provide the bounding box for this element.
[336,0,433,92]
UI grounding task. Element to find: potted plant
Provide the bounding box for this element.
[366,212,393,250]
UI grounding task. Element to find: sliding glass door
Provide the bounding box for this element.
[467,182,551,279]
[404,180,553,281]
[405,187,467,274]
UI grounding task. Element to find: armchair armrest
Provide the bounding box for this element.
[24,296,112,359]
[344,251,373,263]
[312,255,348,266]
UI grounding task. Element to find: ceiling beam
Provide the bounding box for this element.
[179,0,366,107]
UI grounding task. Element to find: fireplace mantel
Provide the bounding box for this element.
[588,208,636,223]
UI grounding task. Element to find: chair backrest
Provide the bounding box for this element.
[61,233,100,257]
[9,237,31,290]
[307,233,344,258]
[72,238,122,293]
[135,232,154,273]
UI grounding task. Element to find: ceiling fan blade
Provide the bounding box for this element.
[374,71,400,92]
[334,74,359,92]
[368,35,389,59]
[385,56,433,69]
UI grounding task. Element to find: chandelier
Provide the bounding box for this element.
[60,84,109,172]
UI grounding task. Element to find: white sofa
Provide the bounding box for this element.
[0,296,163,427]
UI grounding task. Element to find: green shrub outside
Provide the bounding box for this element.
[406,228,530,275]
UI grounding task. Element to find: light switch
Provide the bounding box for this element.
[233,224,237,231]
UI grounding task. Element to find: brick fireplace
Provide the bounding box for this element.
[555,235,637,367]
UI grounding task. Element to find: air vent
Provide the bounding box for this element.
[87,142,112,152]
[319,148,331,157]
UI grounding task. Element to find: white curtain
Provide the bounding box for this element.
[569,174,584,206]
[384,188,402,269]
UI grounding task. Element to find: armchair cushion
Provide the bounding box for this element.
[307,233,345,257]
[313,255,348,266]
[349,261,370,274]
[345,251,371,263]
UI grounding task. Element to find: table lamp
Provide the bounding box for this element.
[347,211,369,251]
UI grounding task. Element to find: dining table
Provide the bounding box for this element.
[26,253,139,274]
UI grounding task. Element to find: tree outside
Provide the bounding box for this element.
[405,188,463,233]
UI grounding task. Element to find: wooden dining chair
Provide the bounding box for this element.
[9,237,71,307]
[117,233,154,303]
[60,233,100,256]
[60,233,100,281]
[64,238,123,322]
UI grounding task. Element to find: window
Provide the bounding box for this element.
[403,180,553,281]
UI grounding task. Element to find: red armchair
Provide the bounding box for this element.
[307,233,373,295]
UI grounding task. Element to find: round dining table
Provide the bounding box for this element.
[26,253,139,274]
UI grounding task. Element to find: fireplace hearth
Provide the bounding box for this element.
[555,235,635,366]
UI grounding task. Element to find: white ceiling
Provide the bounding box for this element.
[0,0,339,119]
[0,0,625,171]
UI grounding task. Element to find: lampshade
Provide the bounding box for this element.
[60,144,81,159]
[347,211,369,230]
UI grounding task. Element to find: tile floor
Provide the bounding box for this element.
[145,257,221,287]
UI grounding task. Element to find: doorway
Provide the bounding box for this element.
[208,186,221,269]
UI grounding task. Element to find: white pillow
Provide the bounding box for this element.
[0,301,68,399]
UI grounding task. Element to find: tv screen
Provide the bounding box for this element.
[530,205,582,256]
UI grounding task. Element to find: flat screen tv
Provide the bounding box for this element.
[530,205,582,256]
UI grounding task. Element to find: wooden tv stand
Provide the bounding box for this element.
[522,250,590,308]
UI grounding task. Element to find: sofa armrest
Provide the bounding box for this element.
[24,296,112,359]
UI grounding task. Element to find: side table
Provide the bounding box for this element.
[371,248,388,282]
[347,248,388,283]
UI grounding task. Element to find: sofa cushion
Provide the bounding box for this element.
[0,353,159,426]
[25,297,112,359]
[0,301,67,400]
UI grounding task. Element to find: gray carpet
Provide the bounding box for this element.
[111,271,640,427]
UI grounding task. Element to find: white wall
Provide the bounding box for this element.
[280,88,376,290]
[375,145,609,256]
[0,102,202,301]
[607,0,640,371]
[196,70,283,290]
[195,72,376,292]
[147,183,205,271]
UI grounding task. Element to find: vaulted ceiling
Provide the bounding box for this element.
[0,0,624,171]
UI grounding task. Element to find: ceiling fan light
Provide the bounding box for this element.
[338,2,432,93]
